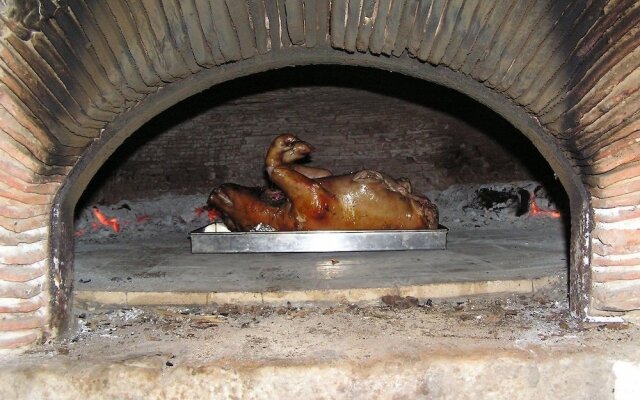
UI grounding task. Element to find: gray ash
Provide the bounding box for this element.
[74,180,564,243]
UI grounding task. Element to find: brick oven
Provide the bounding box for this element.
[0,0,638,349]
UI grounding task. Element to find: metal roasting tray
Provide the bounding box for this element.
[189,225,448,253]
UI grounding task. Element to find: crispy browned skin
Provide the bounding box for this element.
[208,134,438,231]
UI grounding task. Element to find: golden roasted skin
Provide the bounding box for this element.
[208,134,438,231]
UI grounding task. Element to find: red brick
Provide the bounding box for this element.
[592,228,640,248]
[593,266,640,282]
[0,294,46,313]
[593,241,640,257]
[0,135,66,177]
[0,311,46,331]
[592,256,640,267]
[586,172,640,198]
[0,329,40,349]
[0,246,46,266]
[585,131,640,174]
[591,192,640,208]
[591,280,640,312]
[0,168,61,194]
[0,277,44,299]
[0,157,51,186]
[0,261,47,282]
[0,226,47,246]
[0,185,53,205]
[0,214,47,233]
[594,206,640,223]
[0,197,49,219]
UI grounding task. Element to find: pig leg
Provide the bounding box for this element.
[269,166,333,218]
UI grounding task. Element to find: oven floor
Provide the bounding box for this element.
[9,222,638,399]
[74,222,568,305]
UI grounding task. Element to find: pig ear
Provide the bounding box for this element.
[207,188,228,210]
[269,167,331,214]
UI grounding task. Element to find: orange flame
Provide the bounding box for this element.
[529,193,561,218]
[92,207,120,232]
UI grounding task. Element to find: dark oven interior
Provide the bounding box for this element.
[71,66,570,305]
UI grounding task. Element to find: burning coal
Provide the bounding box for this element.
[92,207,120,232]
[75,197,220,239]
[529,192,561,219]
[468,185,561,220]
[194,206,221,222]
[74,182,564,242]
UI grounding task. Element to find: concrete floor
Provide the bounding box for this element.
[74,224,568,306]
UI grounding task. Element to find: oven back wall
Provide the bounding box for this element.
[82,68,544,205]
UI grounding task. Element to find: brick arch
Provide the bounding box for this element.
[0,1,637,348]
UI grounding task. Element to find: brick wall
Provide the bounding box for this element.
[81,68,548,205]
[1,1,635,346]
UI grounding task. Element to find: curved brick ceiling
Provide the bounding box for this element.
[0,0,638,348]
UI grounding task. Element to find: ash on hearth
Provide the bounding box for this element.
[426,181,564,230]
[74,194,217,242]
[74,181,564,243]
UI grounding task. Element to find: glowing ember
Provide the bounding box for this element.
[529,192,561,218]
[92,207,121,232]
[74,229,86,238]
[207,208,221,222]
[195,206,221,222]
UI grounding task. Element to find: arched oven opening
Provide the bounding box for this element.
[69,65,572,325]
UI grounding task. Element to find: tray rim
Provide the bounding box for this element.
[189,225,448,253]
